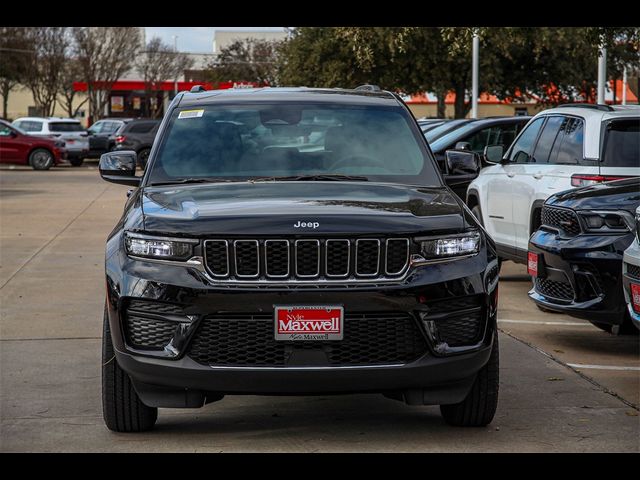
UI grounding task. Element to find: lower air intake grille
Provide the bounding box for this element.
[434,312,484,347]
[535,277,575,302]
[188,313,427,367]
[626,263,640,280]
[125,314,178,348]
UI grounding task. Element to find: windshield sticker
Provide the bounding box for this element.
[178,109,204,119]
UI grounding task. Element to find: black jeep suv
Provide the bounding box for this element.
[99,87,500,432]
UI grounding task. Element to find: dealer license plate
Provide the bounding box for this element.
[274,305,344,341]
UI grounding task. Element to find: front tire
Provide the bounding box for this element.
[29,148,54,170]
[471,205,483,226]
[440,334,499,427]
[137,148,151,169]
[102,305,158,432]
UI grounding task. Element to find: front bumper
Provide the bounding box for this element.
[528,228,633,324]
[105,236,498,406]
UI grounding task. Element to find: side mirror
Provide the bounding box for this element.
[99,150,140,186]
[483,145,504,164]
[454,141,472,151]
[445,149,479,176]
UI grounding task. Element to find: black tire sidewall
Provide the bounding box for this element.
[29,148,54,170]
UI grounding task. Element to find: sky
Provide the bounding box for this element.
[144,27,286,53]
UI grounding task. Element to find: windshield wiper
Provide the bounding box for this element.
[250,174,369,182]
[149,178,237,186]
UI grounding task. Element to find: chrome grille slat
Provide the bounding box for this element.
[203,237,410,282]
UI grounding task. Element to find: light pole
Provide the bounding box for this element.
[173,35,179,98]
[597,43,607,104]
[471,32,479,119]
[622,66,628,105]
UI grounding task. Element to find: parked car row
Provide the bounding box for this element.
[0,119,66,169]
[431,104,639,334]
[0,116,160,170]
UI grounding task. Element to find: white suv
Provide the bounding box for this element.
[13,117,89,166]
[467,104,640,264]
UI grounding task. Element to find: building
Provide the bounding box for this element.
[405,82,639,118]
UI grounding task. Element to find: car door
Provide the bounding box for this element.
[511,115,565,252]
[0,124,31,163]
[489,117,546,254]
[0,123,21,161]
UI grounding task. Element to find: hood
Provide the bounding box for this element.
[549,178,640,213]
[140,181,464,236]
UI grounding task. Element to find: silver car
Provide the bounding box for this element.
[13,117,89,166]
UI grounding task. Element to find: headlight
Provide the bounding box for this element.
[124,232,198,260]
[577,211,634,233]
[419,231,481,259]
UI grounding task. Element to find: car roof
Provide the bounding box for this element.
[532,105,639,159]
[177,87,400,108]
[14,117,81,123]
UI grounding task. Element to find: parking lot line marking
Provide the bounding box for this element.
[498,319,590,326]
[567,363,640,371]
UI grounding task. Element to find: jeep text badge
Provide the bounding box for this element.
[294,221,320,229]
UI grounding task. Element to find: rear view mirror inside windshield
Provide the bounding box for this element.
[260,107,302,125]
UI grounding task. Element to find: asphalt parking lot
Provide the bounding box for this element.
[1,163,639,452]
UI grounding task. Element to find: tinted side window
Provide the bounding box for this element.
[461,127,492,153]
[128,122,157,134]
[16,120,43,132]
[554,118,584,165]
[49,122,84,132]
[532,116,564,164]
[507,117,545,163]
[491,124,521,150]
[601,119,639,167]
[0,125,13,136]
[88,122,103,134]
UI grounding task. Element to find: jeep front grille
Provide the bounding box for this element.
[203,237,410,282]
[541,206,581,236]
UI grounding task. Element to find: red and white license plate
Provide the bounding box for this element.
[631,284,640,313]
[527,252,539,277]
[274,305,344,341]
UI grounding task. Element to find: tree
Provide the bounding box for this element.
[136,37,193,118]
[22,27,69,117]
[0,27,33,119]
[57,58,89,118]
[73,27,141,123]
[207,38,282,86]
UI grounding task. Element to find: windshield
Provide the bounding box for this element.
[146,103,441,186]
[601,119,639,167]
[424,119,473,143]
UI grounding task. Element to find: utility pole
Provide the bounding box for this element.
[471,31,479,119]
[173,35,179,98]
[597,42,607,104]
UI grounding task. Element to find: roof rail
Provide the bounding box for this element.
[556,103,614,112]
[355,84,381,92]
[190,85,206,93]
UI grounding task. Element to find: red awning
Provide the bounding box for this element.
[72,80,263,92]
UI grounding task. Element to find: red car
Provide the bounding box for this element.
[0,119,66,170]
